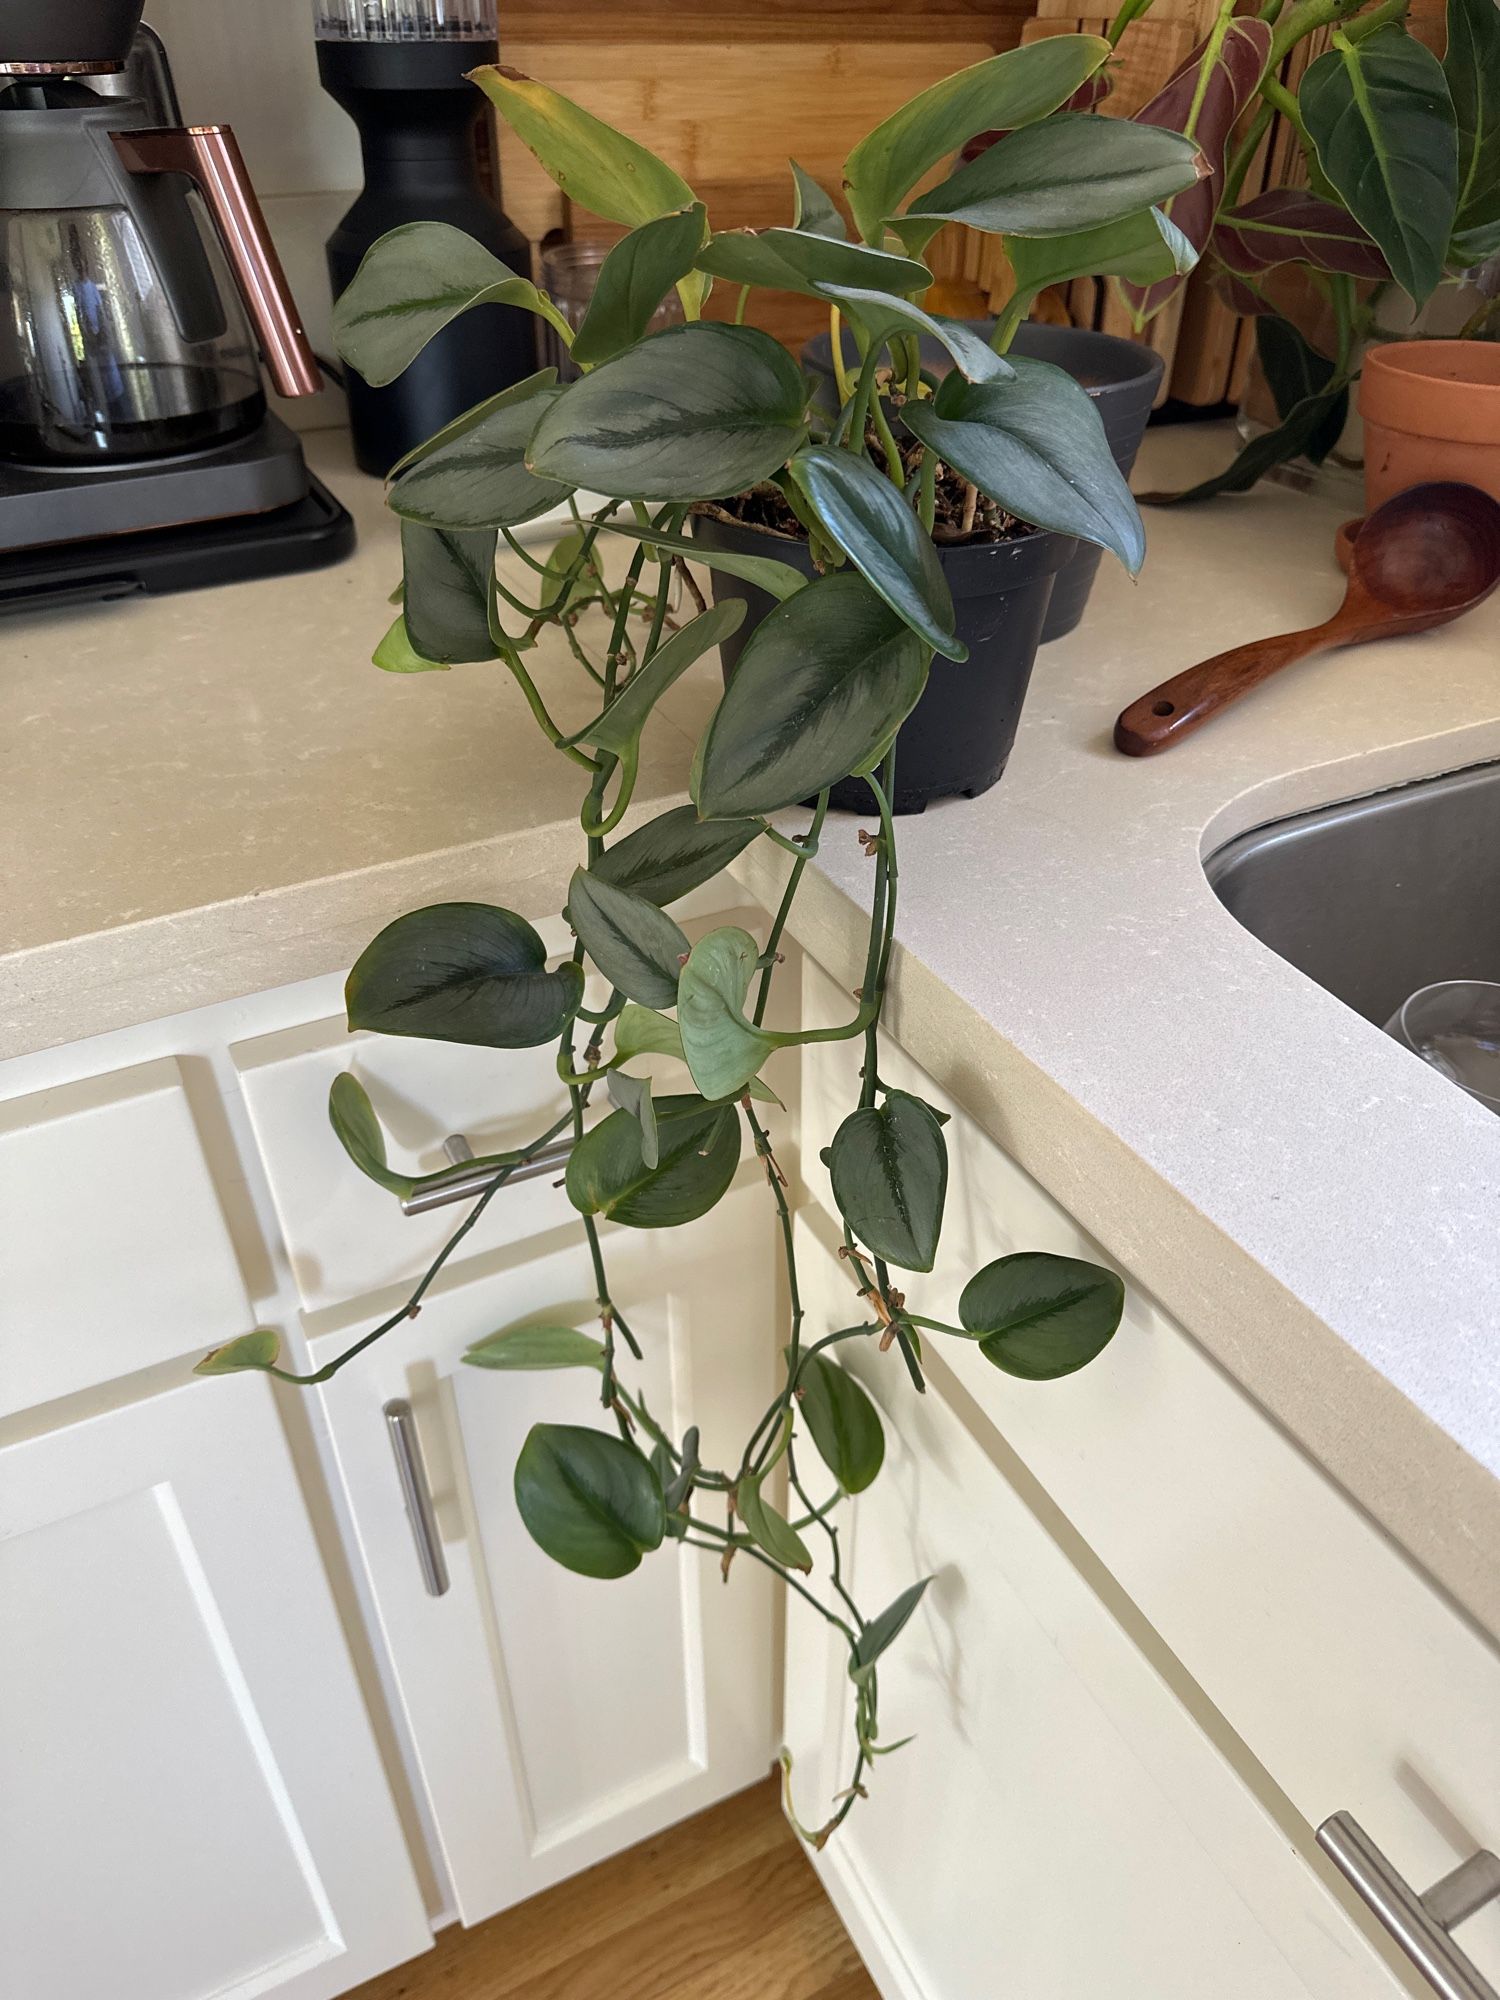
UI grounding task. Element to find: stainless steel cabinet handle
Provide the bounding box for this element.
[400,1133,574,1216]
[383,1398,449,1598]
[1318,1812,1500,2000]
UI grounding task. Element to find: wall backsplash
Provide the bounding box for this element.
[147,0,357,195]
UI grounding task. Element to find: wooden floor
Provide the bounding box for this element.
[346,1776,879,2000]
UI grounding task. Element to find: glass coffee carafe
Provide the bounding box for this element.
[0,73,319,466]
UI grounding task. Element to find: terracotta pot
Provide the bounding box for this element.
[1360,340,1500,511]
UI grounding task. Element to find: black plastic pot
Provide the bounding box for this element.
[691,509,1075,815]
[803,319,1163,641]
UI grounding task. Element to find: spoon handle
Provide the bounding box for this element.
[1114,622,1332,756]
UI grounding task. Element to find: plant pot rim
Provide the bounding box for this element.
[803,319,1166,400]
[1359,339,1500,443]
[691,502,1078,593]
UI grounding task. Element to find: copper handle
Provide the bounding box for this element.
[110,125,322,399]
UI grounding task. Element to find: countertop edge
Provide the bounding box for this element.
[733,838,1500,1649]
[1,812,606,1063]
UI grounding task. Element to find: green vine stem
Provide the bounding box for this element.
[829,304,854,403]
[258,1111,578,1386]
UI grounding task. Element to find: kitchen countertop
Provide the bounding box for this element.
[5,425,1499,1641]
[0,435,726,1056]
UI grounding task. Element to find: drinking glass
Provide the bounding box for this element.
[1383,979,1500,1113]
[538,239,683,380]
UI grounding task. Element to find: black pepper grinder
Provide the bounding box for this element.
[314,0,536,475]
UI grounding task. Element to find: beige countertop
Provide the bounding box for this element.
[5,425,1499,1640]
[0,434,721,1054]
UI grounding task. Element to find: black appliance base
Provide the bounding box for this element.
[0,413,314,551]
[0,474,356,617]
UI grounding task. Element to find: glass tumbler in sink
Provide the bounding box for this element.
[1383,980,1500,1113]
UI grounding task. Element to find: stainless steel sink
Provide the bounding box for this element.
[1205,759,1500,1027]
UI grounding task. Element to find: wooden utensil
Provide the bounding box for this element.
[1114,481,1500,756]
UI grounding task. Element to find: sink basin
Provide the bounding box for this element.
[1205,759,1500,1027]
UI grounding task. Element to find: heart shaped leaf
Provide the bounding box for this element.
[566,1092,741,1227]
[592,803,763,905]
[1141,315,1347,502]
[843,35,1110,243]
[372,615,446,674]
[567,868,689,1009]
[828,1089,948,1274]
[604,519,807,601]
[1142,384,1345,503]
[677,926,777,1100]
[693,572,929,818]
[347,903,584,1047]
[1302,27,1457,306]
[613,1002,687,1063]
[894,114,1203,244]
[576,600,746,775]
[736,1472,814,1572]
[389,374,569,530]
[793,1346,885,1494]
[1213,189,1387,280]
[399,522,498,664]
[606,1068,659,1168]
[850,1576,931,1683]
[527,323,808,501]
[538,525,592,618]
[791,160,847,239]
[1255,316,1347,464]
[661,1428,700,1516]
[514,1423,665,1579]
[328,1072,416,1198]
[696,227,931,302]
[959,1251,1124,1379]
[571,204,709,367]
[1007,204,1199,297]
[1119,18,1273,324]
[786,445,962,659]
[333,220,556,386]
[194,1329,282,1377]
[612,1004,781,1105]
[816,286,1015,384]
[388,366,558,480]
[902,359,1144,572]
[465,1324,607,1371]
[473,67,697,228]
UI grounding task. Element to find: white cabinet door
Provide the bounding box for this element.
[798,956,1500,1994]
[314,1183,778,1925]
[784,1216,1410,2000]
[0,1378,429,2000]
[0,1057,255,1413]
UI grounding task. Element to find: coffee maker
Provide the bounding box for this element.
[0,0,355,612]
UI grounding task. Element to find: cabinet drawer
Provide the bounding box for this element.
[235,900,783,1317]
[0,1057,253,1414]
[235,1012,579,1315]
[800,955,1500,1989]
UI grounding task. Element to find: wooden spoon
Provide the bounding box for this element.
[1114,481,1500,756]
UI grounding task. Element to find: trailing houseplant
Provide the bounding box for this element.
[1108,0,1500,502]
[196,44,1205,1841]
